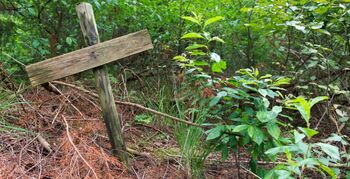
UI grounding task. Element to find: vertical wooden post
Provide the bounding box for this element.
[76,2,129,165]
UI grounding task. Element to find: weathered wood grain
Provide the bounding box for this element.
[75,2,129,165]
[26,29,153,86]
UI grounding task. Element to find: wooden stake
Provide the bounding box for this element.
[76,2,129,165]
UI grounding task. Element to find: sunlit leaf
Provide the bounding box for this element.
[173,55,188,62]
[182,16,200,25]
[204,16,224,27]
[314,143,340,160]
[211,61,226,73]
[310,96,328,107]
[210,52,221,62]
[209,36,225,43]
[185,44,207,51]
[181,32,204,39]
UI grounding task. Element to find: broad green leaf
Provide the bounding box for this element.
[286,96,311,126]
[294,130,305,143]
[254,133,264,145]
[182,16,200,25]
[248,126,265,145]
[211,61,226,73]
[134,114,153,124]
[173,55,188,62]
[265,145,299,155]
[204,16,224,27]
[298,158,319,167]
[185,44,207,51]
[310,96,328,107]
[232,124,249,132]
[319,163,336,179]
[66,37,73,45]
[191,50,206,56]
[181,32,204,39]
[310,21,324,29]
[299,127,319,139]
[259,74,272,80]
[193,60,209,66]
[257,111,273,123]
[258,89,268,97]
[206,125,225,140]
[210,37,225,43]
[271,77,291,86]
[266,122,280,139]
[314,143,340,160]
[248,126,255,138]
[209,91,227,107]
[272,106,282,114]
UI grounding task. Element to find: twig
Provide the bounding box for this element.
[48,82,85,119]
[51,80,202,127]
[315,93,335,129]
[239,164,262,179]
[1,51,26,66]
[62,115,98,179]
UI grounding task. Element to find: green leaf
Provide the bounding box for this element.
[232,124,249,132]
[266,122,280,139]
[206,125,225,140]
[173,55,188,62]
[271,77,291,86]
[286,96,311,126]
[310,21,324,29]
[66,37,73,45]
[294,130,305,143]
[248,126,254,138]
[272,106,282,114]
[182,16,200,25]
[191,50,206,56]
[211,61,226,73]
[209,91,227,107]
[248,126,265,145]
[134,114,153,124]
[310,96,328,107]
[181,33,204,39]
[253,128,265,145]
[185,44,207,51]
[314,143,340,160]
[257,111,273,123]
[193,60,209,66]
[209,37,225,43]
[204,16,224,27]
[299,127,319,139]
[319,163,336,179]
[258,89,268,97]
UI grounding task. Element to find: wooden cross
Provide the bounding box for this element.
[25,2,153,164]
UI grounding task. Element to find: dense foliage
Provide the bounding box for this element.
[1,0,349,178]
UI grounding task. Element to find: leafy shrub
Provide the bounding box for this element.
[174,13,349,178]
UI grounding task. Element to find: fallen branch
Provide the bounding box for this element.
[62,115,98,179]
[51,81,202,127]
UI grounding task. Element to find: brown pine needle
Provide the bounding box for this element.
[62,115,98,179]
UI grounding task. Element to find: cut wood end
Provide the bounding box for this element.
[76,2,92,9]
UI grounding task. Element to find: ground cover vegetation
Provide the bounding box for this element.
[0,0,350,178]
